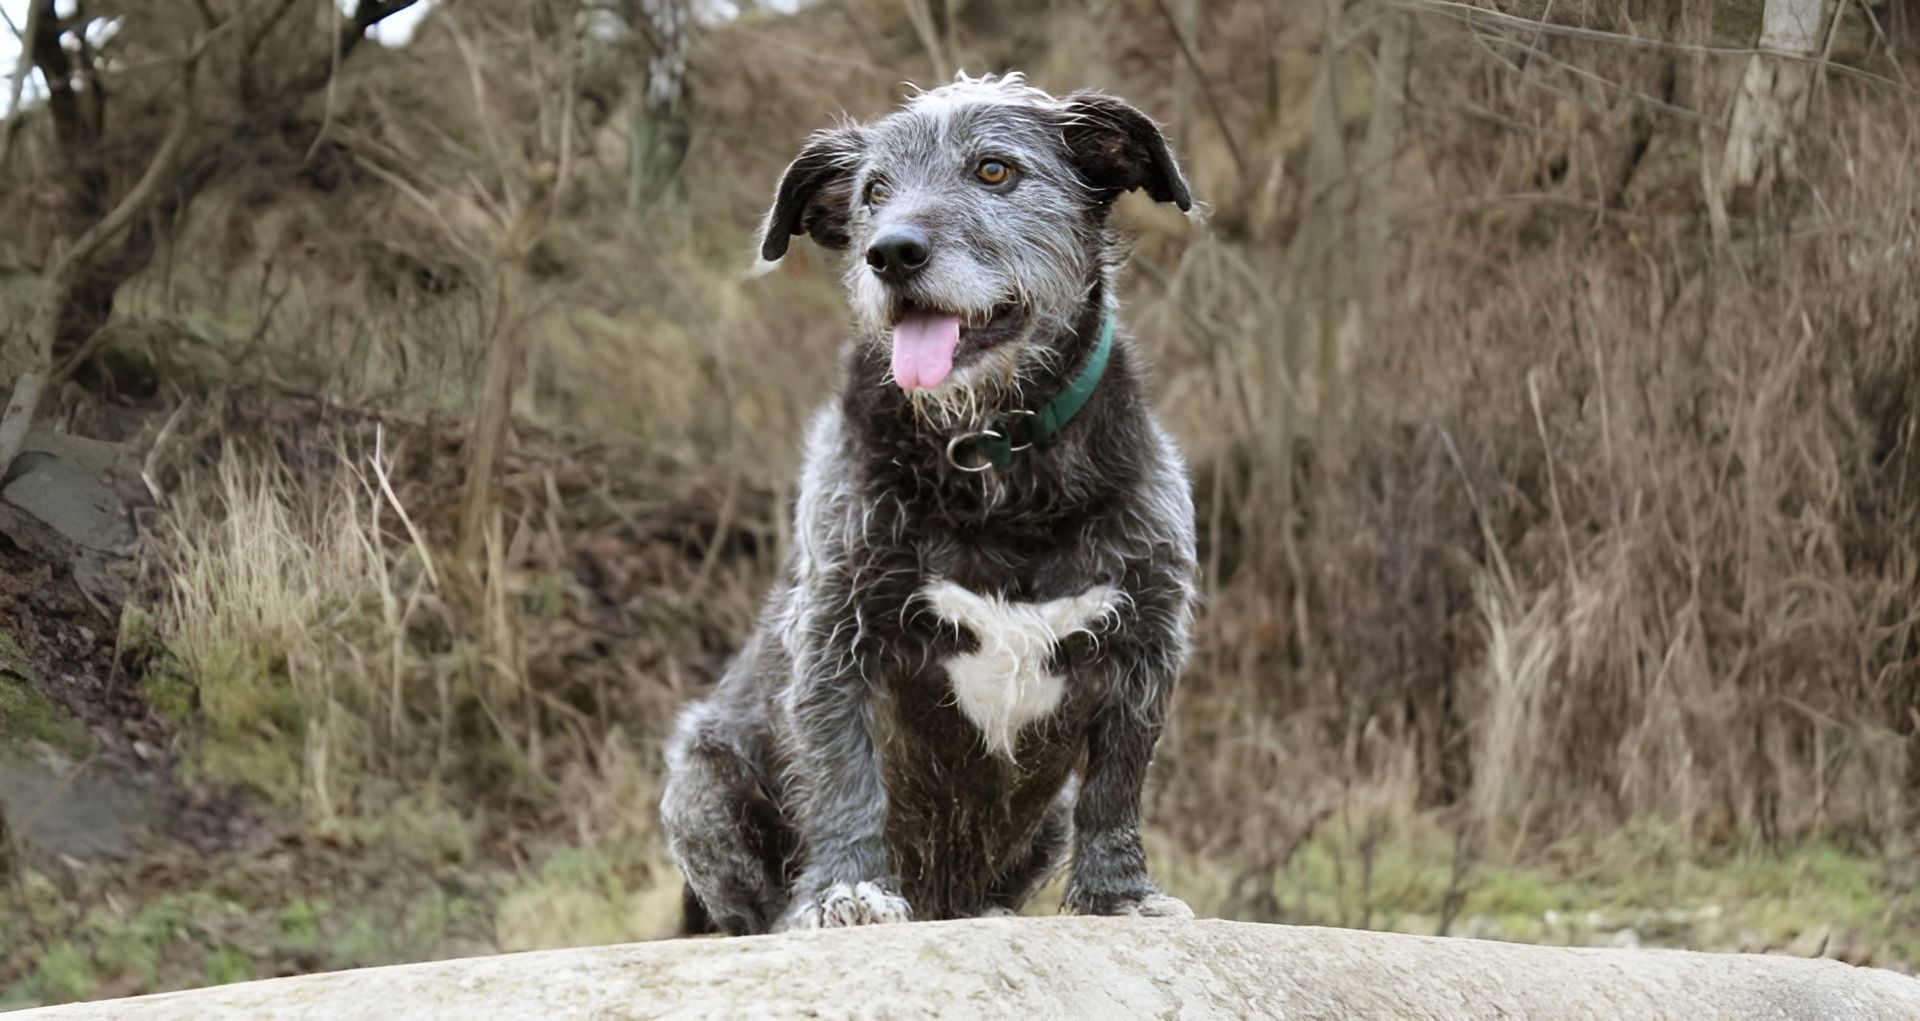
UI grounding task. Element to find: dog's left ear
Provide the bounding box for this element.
[1059,91,1192,211]
[758,125,869,263]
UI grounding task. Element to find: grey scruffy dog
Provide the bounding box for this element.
[661,72,1198,934]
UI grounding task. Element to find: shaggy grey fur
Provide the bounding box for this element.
[660,73,1198,935]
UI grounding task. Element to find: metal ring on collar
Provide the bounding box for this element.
[1000,408,1037,452]
[945,429,1003,473]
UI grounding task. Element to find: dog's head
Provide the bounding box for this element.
[757,73,1190,414]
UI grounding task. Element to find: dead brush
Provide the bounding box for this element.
[159,431,459,828]
[1133,0,1920,877]
[144,396,766,845]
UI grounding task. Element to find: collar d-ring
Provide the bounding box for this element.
[937,314,1115,473]
[999,408,1037,452]
[946,428,1004,472]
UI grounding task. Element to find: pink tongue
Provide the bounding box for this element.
[891,312,962,391]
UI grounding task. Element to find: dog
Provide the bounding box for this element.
[660,72,1198,935]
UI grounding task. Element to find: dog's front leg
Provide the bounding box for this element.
[1064,702,1193,919]
[775,624,911,932]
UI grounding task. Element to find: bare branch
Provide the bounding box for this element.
[1393,0,1912,93]
[345,0,423,56]
[25,0,88,156]
[350,151,488,267]
[356,0,424,29]
[0,37,207,475]
[0,0,42,170]
[239,0,305,102]
[444,12,518,218]
[56,61,203,273]
[1152,0,1250,186]
[281,0,424,100]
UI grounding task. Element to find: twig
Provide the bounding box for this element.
[1472,27,1724,130]
[141,400,191,504]
[1527,368,1578,581]
[349,152,486,267]
[304,0,346,163]
[1855,0,1914,89]
[1394,0,1914,93]
[1437,422,1518,599]
[899,0,950,80]
[0,0,44,170]
[1151,0,1250,185]
[371,424,440,591]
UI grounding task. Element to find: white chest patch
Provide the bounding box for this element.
[920,580,1118,759]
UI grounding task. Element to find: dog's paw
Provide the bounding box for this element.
[1065,888,1195,919]
[1115,893,1195,919]
[778,881,912,931]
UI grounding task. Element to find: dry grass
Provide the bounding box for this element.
[1121,0,1920,870]
[162,436,462,828]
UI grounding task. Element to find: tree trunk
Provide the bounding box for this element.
[627,0,693,212]
[458,239,530,562]
[1718,0,1831,200]
[1285,0,1350,436]
[0,71,196,476]
[1351,9,1410,431]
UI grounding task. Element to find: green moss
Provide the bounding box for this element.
[0,631,34,680]
[121,607,197,724]
[326,912,391,971]
[147,599,306,807]
[277,898,323,953]
[336,793,473,866]
[189,730,301,808]
[0,636,85,753]
[203,947,252,986]
[320,885,480,970]
[493,845,680,952]
[28,942,96,1003]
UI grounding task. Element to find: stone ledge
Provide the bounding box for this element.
[9,916,1918,1020]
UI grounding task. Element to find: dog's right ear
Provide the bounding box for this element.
[758,126,868,263]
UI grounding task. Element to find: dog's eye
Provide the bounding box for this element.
[974,159,1013,186]
[865,179,892,206]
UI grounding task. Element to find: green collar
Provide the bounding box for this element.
[945,315,1115,472]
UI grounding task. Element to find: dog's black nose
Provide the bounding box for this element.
[866,228,931,282]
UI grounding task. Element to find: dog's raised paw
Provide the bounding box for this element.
[780,881,912,931]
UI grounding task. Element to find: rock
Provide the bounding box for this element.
[21,427,139,483]
[9,916,1920,1020]
[0,749,152,860]
[1790,924,1836,960]
[0,448,136,609]
[1,452,134,554]
[1607,927,1643,949]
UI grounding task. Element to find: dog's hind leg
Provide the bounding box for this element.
[661,694,794,936]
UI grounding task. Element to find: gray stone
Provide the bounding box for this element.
[1,452,133,554]
[10,915,1920,1020]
